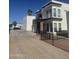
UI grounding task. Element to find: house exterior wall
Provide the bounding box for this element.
[23,16,35,31]
[26,16,35,31]
[23,16,27,30]
[40,3,69,32]
[61,3,69,30]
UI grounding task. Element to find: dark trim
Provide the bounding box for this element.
[42,2,62,8]
[35,9,41,14]
[35,2,62,14]
[34,18,62,22]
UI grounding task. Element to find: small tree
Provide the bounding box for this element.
[12,21,17,29]
[27,9,32,16]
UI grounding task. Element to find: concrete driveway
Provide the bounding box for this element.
[9,30,68,59]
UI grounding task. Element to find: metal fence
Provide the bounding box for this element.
[40,32,69,51]
[40,32,55,45]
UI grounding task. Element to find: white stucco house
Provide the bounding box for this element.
[23,15,35,31]
[33,0,69,35]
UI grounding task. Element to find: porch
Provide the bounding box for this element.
[33,18,62,34]
[33,18,69,51]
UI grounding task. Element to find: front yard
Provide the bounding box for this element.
[42,39,69,52]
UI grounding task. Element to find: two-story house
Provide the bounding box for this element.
[33,0,69,35]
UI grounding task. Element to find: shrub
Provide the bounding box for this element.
[57,30,69,38]
[13,27,21,30]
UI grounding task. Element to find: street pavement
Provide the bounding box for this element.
[9,30,68,59]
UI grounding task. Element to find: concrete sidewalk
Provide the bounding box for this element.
[9,30,68,59]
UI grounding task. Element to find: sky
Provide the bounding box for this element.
[9,0,69,24]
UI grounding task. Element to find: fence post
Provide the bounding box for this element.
[52,34,54,45]
[57,31,58,40]
[40,32,42,40]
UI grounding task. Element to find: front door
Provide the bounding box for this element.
[37,22,40,33]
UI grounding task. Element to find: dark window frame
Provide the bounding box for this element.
[59,23,61,31]
[54,23,57,32]
[58,9,61,17]
[53,8,56,17]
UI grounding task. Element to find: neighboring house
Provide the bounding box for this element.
[15,24,23,29]
[23,14,35,31]
[33,0,69,35]
[11,23,23,30]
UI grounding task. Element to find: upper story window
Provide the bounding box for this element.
[46,8,52,18]
[53,8,56,17]
[46,10,48,18]
[58,9,61,17]
[49,9,52,18]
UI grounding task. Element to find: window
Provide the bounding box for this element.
[53,8,56,17]
[46,23,49,32]
[46,10,48,18]
[50,23,53,32]
[54,23,57,32]
[43,23,45,31]
[48,9,52,18]
[58,9,61,17]
[59,23,61,31]
[46,9,52,18]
